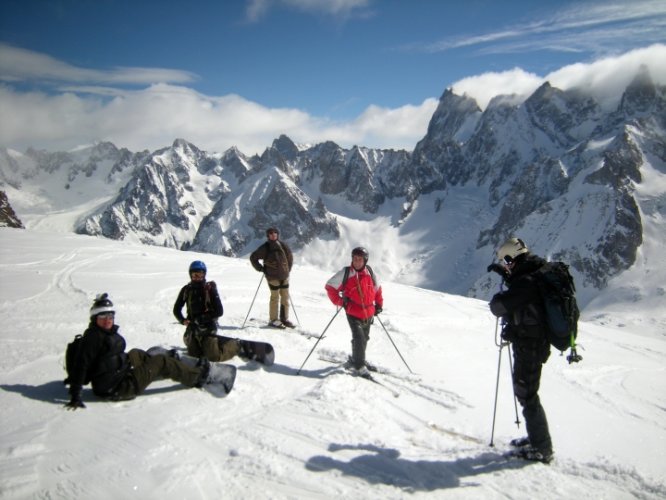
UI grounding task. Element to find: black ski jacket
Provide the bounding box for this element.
[69,323,130,397]
[489,253,549,340]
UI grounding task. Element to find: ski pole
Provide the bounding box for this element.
[375,316,413,374]
[489,342,504,447]
[289,294,301,326]
[507,343,521,428]
[296,307,342,375]
[242,274,264,328]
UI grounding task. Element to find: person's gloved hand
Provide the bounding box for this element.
[487,263,504,274]
[257,265,265,273]
[374,305,383,316]
[65,386,86,410]
[487,263,508,279]
[65,398,86,410]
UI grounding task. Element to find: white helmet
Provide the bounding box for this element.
[497,238,528,264]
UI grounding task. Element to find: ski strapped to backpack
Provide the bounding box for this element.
[534,261,582,364]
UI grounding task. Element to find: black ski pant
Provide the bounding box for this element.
[512,337,553,454]
[347,314,372,369]
[109,349,202,400]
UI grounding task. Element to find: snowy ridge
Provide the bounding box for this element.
[0,228,664,498]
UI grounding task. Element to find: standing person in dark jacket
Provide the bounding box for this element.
[488,237,553,463]
[65,293,210,409]
[325,246,383,377]
[249,228,294,328]
[173,260,239,361]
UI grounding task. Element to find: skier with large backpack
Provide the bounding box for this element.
[325,247,383,378]
[487,237,558,463]
[64,293,231,409]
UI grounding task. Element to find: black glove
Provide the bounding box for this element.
[374,305,383,316]
[500,324,515,343]
[487,263,508,278]
[65,386,86,410]
[65,398,86,410]
[257,265,265,273]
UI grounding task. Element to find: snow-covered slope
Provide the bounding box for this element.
[0,228,664,499]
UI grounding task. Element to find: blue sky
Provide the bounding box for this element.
[1,0,665,155]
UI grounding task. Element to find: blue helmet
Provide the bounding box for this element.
[189,260,207,275]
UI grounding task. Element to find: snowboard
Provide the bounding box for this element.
[178,353,237,398]
[146,347,236,397]
[217,335,275,366]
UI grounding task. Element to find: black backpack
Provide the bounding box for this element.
[63,334,91,385]
[534,261,581,362]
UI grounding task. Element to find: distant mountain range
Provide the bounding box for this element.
[1,67,664,309]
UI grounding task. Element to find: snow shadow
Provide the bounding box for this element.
[1,380,192,405]
[1,380,69,404]
[305,443,530,492]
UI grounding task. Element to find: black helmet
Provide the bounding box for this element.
[189,260,207,275]
[351,246,369,262]
[90,293,114,318]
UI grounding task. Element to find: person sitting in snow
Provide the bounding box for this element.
[65,293,212,409]
[173,260,243,361]
[325,246,383,378]
[487,237,553,463]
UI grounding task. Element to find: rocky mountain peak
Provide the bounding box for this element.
[271,134,299,161]
[619,65,658,115]
[0,190,24,228]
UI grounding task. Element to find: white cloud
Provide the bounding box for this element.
[451,68,543,110]
[546,44,666,109]
[415,0,666,56]
[0,82,434,155]
[451,44,666,111]
[0,43,197,85]
[1,43,664,156]
[245,0,372,22]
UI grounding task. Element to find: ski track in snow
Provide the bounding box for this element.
[1,229,666,499]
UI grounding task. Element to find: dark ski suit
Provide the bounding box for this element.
[489,253,553,455]
[67,322,203,403]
